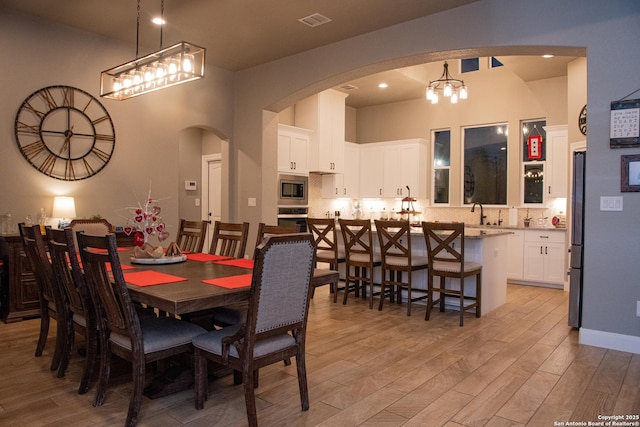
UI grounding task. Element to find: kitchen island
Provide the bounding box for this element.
[335,225,511,316]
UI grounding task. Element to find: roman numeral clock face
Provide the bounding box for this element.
[14,85,115,181]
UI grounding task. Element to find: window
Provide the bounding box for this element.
[433,130,450,204]
[463,124,508,205]
[461,58,479,73]
[522,119,547,204]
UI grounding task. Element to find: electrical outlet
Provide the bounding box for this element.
[248,197,256,207]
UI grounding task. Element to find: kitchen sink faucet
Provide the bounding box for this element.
[471,203,486,225]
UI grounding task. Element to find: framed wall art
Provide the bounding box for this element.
[610,99,640,148]
[620,154,640,192]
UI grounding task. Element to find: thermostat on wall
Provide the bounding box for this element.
[185,180,197,190]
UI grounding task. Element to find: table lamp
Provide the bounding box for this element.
[52,196,76,229]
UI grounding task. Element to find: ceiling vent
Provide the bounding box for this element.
[298,13,332,28]
[339,83,359,91]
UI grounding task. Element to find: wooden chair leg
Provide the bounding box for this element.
[295,352,310,411]
[126,359,145,427]
[35,308,49,357]
[78,327,98,394]
[243,364,258,427]
[194,349,207,410]
[57,318,75,378]
[93,334,110,407]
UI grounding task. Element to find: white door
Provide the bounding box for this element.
[203,157,221,251]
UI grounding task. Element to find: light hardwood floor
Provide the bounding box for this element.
[0,283,638,426]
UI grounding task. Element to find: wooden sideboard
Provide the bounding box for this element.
[0,235,41,323]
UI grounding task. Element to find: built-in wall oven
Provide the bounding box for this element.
[277,206,308,232]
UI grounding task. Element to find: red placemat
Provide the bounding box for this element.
[186,253,232,262]
[124,271,188,287]
[202,274,252,289]
[213,258,254,269]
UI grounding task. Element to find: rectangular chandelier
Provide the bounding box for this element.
[100,41,205,100]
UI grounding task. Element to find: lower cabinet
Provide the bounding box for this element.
[0,235,41,323]
[522,229,567,286]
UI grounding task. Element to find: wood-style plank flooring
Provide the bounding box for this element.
[0,283,638,426]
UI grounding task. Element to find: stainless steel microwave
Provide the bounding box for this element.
[278,174,308,205]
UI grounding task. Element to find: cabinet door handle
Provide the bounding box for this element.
[545,246,548,255]
[343,188,346,195]
[540,246,543,255]
[379,188,382,195]
[548,185,551,194]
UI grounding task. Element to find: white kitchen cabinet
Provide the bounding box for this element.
[359,139,428,199]
[545,125,568,199]
[277,124,310,175]
[523,229,567,286]
[506,230,524,280]
[322,142,360,198]
[359,145,385,197]
[295,89,347,173]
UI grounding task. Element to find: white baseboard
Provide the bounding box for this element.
[579,328,640,354]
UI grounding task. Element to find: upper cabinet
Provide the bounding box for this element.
[359,139,428,199]
[545,125,568,199]
[295,89,348,174]
[321,142,360,198]
[277,124,311,175]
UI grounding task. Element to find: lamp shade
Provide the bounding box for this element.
[52,196,76,219]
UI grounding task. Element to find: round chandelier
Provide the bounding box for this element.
[426,61,468,104]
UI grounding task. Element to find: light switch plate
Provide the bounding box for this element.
[600,196,623,211]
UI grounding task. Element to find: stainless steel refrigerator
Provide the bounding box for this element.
[569,151,586,328]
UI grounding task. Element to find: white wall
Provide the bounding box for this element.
[232,0,640,350]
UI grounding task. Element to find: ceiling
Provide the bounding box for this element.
[1,0,578,108]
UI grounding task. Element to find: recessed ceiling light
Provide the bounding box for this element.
[152,17,166,25]
[378,83,388,89]
[542,54,554,58]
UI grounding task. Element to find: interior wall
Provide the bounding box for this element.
[178,128,203,222]
[232,0,640,347]
[0,8,234,241]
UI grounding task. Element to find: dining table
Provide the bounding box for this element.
[118,251,339,317]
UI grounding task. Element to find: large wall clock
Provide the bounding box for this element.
[14,85,115,181]
[578,104,587,136]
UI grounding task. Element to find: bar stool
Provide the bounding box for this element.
[338,219,381,308]
[375,220,429,316]
[422,221,482,326]
[306,217,345,300]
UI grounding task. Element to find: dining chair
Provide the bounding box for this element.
[306,217,344,299]
[77,231,206,427]
[208,221,250,258]
[47,228,98,393]
[192,233,316,427]
[201,223,300,330]
[176,219,208,253]
[422,222,482,326]
[375,220,429,316]
[254,222,299,250]
[19,223,66,372]
[338,219,382,307]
